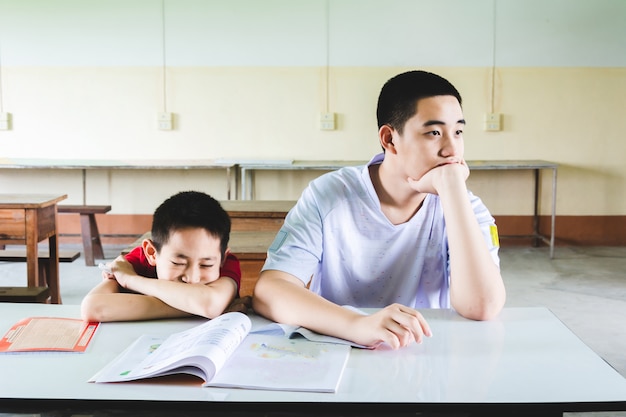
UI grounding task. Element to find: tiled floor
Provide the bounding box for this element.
[1,244,625,416]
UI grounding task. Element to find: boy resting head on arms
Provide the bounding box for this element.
[81,191,247,322]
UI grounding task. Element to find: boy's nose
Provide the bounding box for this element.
[439,135,460,157]
[184,267,202,284]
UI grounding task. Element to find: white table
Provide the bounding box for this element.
[0,158,237,202]
[239,159,558,258]
[468,160,558,258]
[238,159,368,200]
[1,304,624,416]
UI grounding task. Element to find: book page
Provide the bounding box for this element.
[0,317,99,353]
[130,312,249,379]
[206,334,351,392]
[90,312,251,383]
[89,335,167,382]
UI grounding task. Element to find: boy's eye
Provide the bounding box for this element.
[171,261,186,267]
[456,129,463,135]
[427,131,441,136]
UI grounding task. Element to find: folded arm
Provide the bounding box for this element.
[252,269,431,349]
[80,279,192,322]
[81,256,238,322]
[119,275,237,318]
[409,162,506,320]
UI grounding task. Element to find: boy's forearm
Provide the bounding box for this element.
[253,271,431,348]
[81,292,189,322]
[125,275,236,319]
[253,270,362,338]
[438,176,506,320]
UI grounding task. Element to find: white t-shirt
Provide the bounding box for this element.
[262,153,500,309]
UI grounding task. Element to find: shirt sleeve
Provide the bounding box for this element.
[261,184,325,285]
[123,246,158,278]
[220,253,242,293]
[469,192,501,268]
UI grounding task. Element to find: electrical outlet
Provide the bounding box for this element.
[319,112,336,131]
[157,112,173,130]
[484,113,501,131]
[0,112,11,130]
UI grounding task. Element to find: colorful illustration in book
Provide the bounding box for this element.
[250,341,325,360]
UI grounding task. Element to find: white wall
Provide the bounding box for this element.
[3,0,624,67]
[0,0,625,215]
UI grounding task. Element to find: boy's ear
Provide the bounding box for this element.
[379,124,397,154]
[142,239,158,266]
[221,247,231,267]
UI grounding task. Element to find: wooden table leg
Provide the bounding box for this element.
[79,213,104,266]
[47,233,61,304]
[25,204,62,304]
[25,208,41,288]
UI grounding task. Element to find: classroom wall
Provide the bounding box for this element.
[0,0,625,242]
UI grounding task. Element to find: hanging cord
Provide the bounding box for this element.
[324,0,330,113]
[0,44,4,113]
[489,0,497,114]
[161,0,167,113]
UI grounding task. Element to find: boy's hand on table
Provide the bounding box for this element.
[107,256,139,288]
[350,303,432,349]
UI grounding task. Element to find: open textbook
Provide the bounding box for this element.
[89,312,351,393]
[251,314,370,349]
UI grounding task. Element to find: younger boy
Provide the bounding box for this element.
[81,191,244,322]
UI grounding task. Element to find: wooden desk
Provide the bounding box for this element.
[229,230,277,296]
[219,200,295,218]
[0,304,625,416]
[220,199,295,232]
[0,194,67,303]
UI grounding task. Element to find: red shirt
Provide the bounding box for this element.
[124,246,242,293]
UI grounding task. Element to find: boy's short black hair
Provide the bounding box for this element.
[376,70,462,134]
[150,191,230,257]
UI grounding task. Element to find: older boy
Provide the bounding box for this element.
[253,70,506,349]
[81,191,244,322]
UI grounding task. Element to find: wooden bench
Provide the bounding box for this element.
[219,200,295,232]
[0,286,50,303]
[0,249,80,303]
[58,205,111,266]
